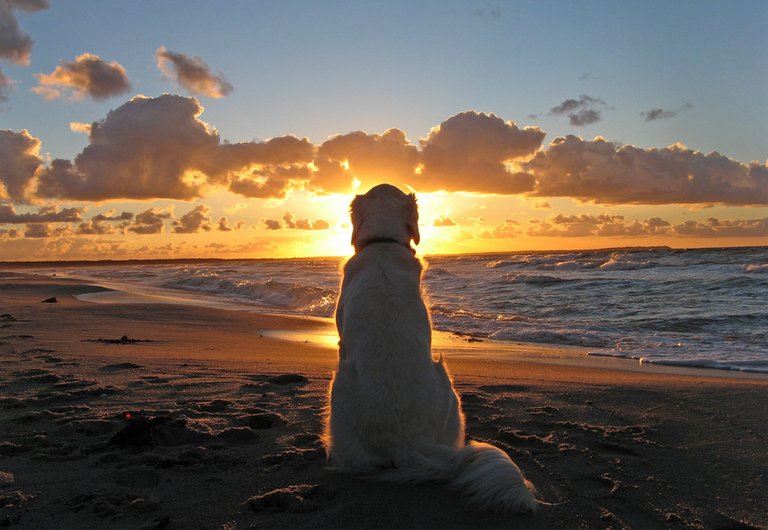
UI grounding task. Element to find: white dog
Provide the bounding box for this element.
[324,184,538,513]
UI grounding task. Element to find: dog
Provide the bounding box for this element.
[324,183,538,513]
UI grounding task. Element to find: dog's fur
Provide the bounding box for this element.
[324,184,538,513]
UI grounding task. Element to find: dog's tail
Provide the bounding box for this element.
[379,441,538,513]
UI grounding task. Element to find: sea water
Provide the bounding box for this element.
[27,246,768,373]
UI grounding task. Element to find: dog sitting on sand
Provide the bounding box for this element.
[324,183,538,513]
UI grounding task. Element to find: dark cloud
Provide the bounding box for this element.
[0,203,82,223]
[0,227,21,239]
[156,46,232,98]
[32,53,131,101]
[473,1,502,18]
[75,219,121,235]
[416,111,544,194]
[92,210,133,222]
[127,207,173,235]
[0,66,11,101]
[216,217,243,232]
[173,204,213,233]
[526,136,768,205]
[264,212,329,231]
[0,0,48,65]
[314,129,419,192]
[642,103,693,122]
[671,217,768,237]
[549,95,606,126]
[0,129,41,202]
[263,218,282,231]
[23,222,70,238]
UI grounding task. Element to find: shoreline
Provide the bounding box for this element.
[1,274,766,528]
[7,270,767,381]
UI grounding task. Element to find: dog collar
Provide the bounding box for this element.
[359,237,415,254]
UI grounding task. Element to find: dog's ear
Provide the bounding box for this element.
[406,193,420,245]
[349,194,364,247]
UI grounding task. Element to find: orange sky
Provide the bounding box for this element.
[1,3,766,261]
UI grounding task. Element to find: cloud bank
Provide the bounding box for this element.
[3,99,767,208]
[525,135,768,205]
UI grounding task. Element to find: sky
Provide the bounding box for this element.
[1,0,767,260]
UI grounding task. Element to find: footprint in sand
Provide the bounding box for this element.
[246,483,325,514]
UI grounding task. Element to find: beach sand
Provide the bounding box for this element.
[1,274,766,529]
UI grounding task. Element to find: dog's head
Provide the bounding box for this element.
[350,184,420,252]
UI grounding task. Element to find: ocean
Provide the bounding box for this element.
[17,246,768,374]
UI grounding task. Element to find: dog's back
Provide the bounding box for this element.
[325,184,538,513]
[329,241,464,469]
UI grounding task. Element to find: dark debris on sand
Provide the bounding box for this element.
[83,336,153,345]
[266,374,308,385]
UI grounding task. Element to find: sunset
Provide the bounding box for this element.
[1,1,766,260]
[1,2,766,529]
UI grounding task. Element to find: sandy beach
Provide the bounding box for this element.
[1,273,766,529]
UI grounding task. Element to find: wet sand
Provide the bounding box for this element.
[1,274,766,529]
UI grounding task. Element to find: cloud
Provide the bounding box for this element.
[16,104,768,207]
[642,103,692,122]
[264,212,329,230]
[0,66,11,101]
[156,46,232,98]
[523,213,768,239]
[32,53,131,101]
[480,219,520,239]
[35,94,312,201]
[549,95,606,126]
[416,111,544,194]
[263,218,282,231]
[0,203,82,223]
[0,129,42,202]
[23,222,70,238]
[69,121,92,134]
[216,217,244,232]
[0,227,21,239]
[173,204,213,233]
[36,95,218,201]
[127,207,173,235]
[433,215,456,227]
[92,210,133,222]
[314,128,419,192]
[526,135,768,205]
[75,219,121,235]
[0,0,48,65]
[225,140,314,199]
[671,217,768,237]
[526,213,658,237]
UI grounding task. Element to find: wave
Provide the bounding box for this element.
[743,263,768,273]
[430,305,529,323]
[488,328,610,348]
[598,257,656,271]
[162,275,337,316]
[501,273,572,286]
[587,351,768,373]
